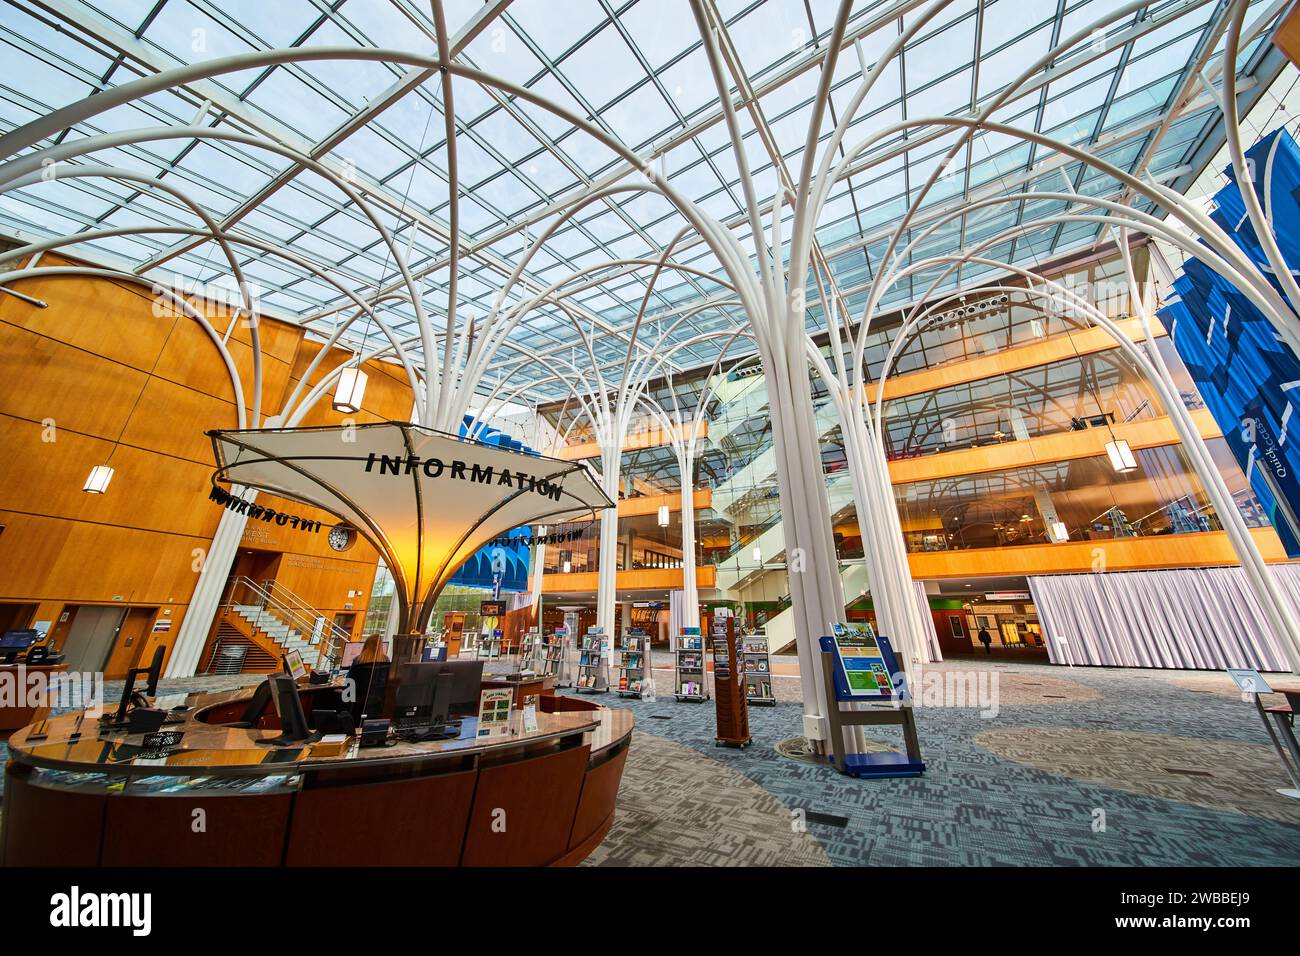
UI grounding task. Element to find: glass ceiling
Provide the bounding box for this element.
[0,0,1288,403]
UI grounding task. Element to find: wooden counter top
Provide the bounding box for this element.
[2,683,635,868]
[5,677,635,778]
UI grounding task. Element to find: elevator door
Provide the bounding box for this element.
[61,605,126,672]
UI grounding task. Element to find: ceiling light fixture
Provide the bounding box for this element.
[333,365,368,414]
[1105,438,1138,473]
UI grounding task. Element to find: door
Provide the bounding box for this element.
[103,607,157,679]
[60,605,127,672]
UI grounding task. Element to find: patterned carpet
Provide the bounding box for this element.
[585,731,829,866]
[576,658,1300,866]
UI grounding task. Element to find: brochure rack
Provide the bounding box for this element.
[674,627,707,702]
[576,626,609,693]
[476,632,503,661]
[542,628,569,683]
[519,628,543,674]
[615,628,648,698]
[741,630,776,706]
[710,615,751,747]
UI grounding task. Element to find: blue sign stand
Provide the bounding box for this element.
[819,626,924,779]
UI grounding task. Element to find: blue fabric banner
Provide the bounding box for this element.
[447,416,535,592]
[1157,127,1300,555]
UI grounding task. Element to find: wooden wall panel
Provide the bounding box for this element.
[0,510,208,605]
[542,565,716,593]
[0,418,219,537]
[879,317,1165,401]
[0,322,147,438]
[0,260,408,653]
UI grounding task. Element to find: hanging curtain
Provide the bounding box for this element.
[1028,566,1296,671]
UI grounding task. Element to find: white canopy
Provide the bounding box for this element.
[209,422,611,631]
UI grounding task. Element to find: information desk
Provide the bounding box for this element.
[0,663,67,740]
[1,681,632,867]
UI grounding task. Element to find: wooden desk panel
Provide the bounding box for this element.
[101,792,293,867]
[567,742,629,855]
[1,771,106,867]
[460,744,590,867]
[286,770,477,867]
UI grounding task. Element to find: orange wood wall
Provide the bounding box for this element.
[0,255,415,663]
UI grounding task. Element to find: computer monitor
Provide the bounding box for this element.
[339,641,365,668]
[282,649,307,681]
[256,673,321,747]
[103,646,166,726]
[393,660,484,736]
[0,629,38,664]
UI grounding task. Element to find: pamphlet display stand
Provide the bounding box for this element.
[545,628,572,687]
[577,627,609,694]
[519,628,543,674]
[476,632,503,661]
[819,624,924,778]
[615,628,648,698]
[674,627,707,702]
[710,616,751,747]
[741,630,776,706]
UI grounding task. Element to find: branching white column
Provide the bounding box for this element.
[677,442,699,630]
[167,489,253,678]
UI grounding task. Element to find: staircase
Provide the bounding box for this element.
[200,577,353,674]
[712,472,857,593]
[230,604,317,658]
[202,619,278,673]
[708,397,842,517]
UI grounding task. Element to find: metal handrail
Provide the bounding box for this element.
[222,576,349,670]
[260,579,352,646]
[261,578,352,669]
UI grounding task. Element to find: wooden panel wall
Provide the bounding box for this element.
[0,256,415,658]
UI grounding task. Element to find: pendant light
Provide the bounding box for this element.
[1064,309,1138,476]
[1105,438,1137,473]
[333,364,368,414]
[752,544,762,563]
[1049,520,1069,543]
[657,505,670,527]
[85,299,183,494]
[83,464,114,494]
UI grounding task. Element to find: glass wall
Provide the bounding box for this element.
[892,437,1268,553]
[881,349,1161,460]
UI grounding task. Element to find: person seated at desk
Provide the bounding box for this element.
[344,636,390,723]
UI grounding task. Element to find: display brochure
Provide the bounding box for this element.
[475,687,513,737]
[829,622,894,699]
[521,702,539,734]
[1226,668,1271,694]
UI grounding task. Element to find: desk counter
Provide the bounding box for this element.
[1,682,633,868]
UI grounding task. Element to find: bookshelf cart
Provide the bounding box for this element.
[742,630,776,706]
[576,626,609,694]
[615,628,648,698]
[542,628,566,679]
[674,627,708,702]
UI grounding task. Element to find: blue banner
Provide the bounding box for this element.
[1157,127,1300,555]
[447,417,535,592]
